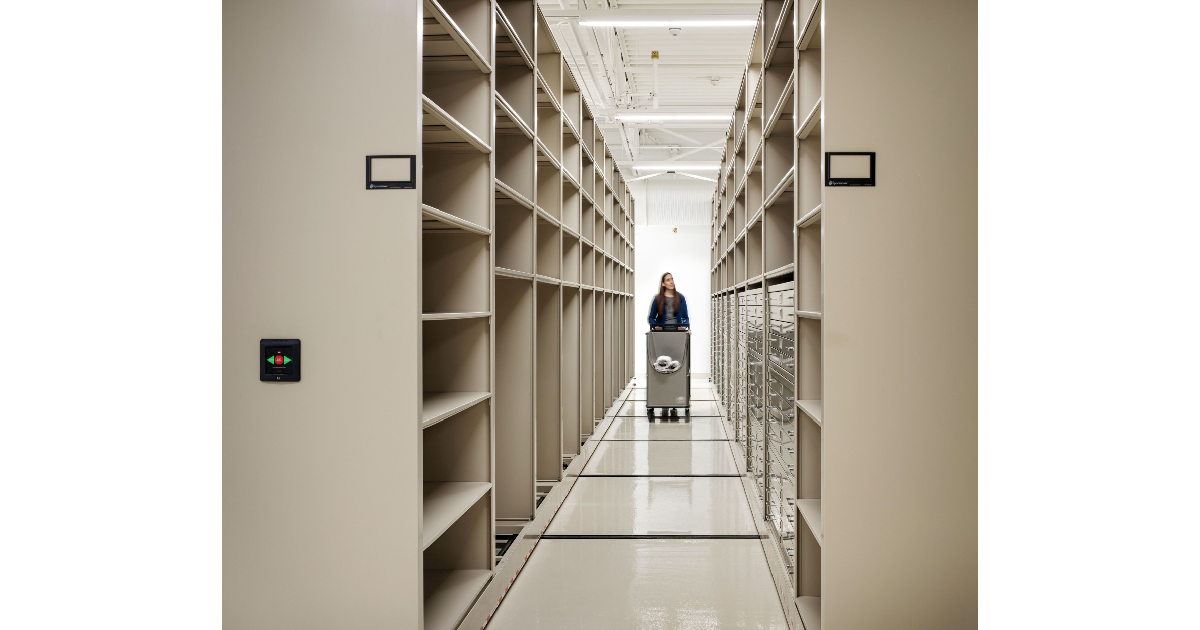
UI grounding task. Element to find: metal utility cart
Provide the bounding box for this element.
[646,327,691,417]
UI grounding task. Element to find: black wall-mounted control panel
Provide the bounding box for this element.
[366,155,416,189]
[261,339,301,382]
[825,152,876,186]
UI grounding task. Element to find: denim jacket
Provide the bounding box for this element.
[647,294,690,326]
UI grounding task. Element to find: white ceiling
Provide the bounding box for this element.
[538,0,759,223]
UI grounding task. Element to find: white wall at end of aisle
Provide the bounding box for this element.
[634,225,711,376]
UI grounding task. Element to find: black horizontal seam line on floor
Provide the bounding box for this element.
[537,534,763,540]
[577,474,745,477]
[600,439,732,441]
[619,415,720,420]
[616,415,723,418]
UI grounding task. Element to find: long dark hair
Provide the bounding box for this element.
[657,272,681,315]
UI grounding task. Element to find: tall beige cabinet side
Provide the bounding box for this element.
[226,1,635,627]
[710,0,976,628]
[821,0,977,627]
[223,1,424,628]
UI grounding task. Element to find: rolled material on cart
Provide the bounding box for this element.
[653,360,681,374]
[652,354,680,373]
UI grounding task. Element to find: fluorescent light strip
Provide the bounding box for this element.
[614,114,730,122]
[633,165,721,172]
[579,20,757,27]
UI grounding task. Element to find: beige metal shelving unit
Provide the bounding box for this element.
[225,1,634,628]
[493,3,635,545]
[710,1,976,628]
[420,0,498,625]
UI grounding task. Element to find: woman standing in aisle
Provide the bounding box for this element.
[648,272,690,330]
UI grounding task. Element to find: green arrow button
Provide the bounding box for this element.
[283,356,292,365]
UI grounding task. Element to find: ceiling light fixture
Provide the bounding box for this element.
[614,113,730,122]
[579,19,757,27]
[633,164,721,172]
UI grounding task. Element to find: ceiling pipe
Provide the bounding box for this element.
[579,2,623,123]
[618,122,638,163]
[558,25,607,108]
[651,50,660,109]
[559,0,610,111]
[665,140,725,161]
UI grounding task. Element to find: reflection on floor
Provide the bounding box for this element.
[484,383,789,630]
[617,399,724,417]
[605,416,727,440]
[626,389,719,401]
[545,477,757,535]
[581,440,740,476]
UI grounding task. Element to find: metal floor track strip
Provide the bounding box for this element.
[616,414,724,418]
[712,391,806,630]
[577,473,745,478]
[539,534,763,540]
[600,438,732,442]
[458,380,641,630]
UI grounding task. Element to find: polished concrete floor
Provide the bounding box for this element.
[626,389,719,401]
[486,380,789,630]
[606,416,727,440]
[617,399,724,417]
